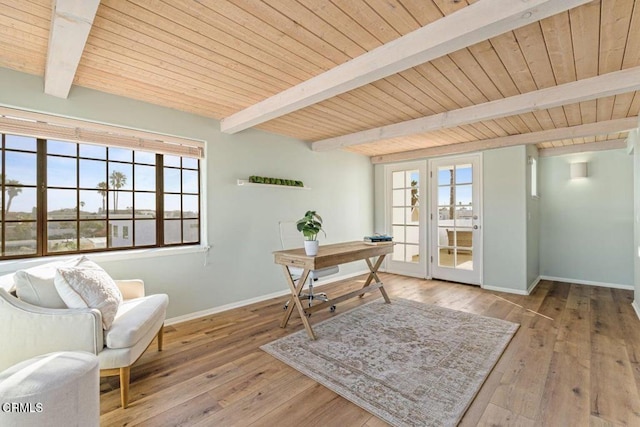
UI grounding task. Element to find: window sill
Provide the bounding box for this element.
[0,244,210,275]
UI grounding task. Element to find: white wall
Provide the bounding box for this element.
[373,164,387,235]
[0,68,374,319]
[539,149,634,288]
[373,145,634,295]
[372,146,530,293]
[482,146,528,293]
[628,130,640,313]
[526,145,541,290]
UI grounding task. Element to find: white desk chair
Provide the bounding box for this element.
[279,221,338,311]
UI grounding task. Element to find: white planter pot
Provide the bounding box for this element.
[304,240,319,256]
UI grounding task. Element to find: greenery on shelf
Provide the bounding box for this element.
[296,210,325,241]
[248,175,304,187]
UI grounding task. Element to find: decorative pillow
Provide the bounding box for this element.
[54,258,123,330]
[14,257,86,308]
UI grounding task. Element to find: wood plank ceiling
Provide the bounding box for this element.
[0,0,638,159]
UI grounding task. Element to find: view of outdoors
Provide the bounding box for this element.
[1,135,200,258]
[391,169,420,263]
[437,164,474,270]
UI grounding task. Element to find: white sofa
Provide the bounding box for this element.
[0,351,100,426]
[0,258,168,408]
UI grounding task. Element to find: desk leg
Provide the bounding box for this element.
[361,255,390,303]
[279,266,317,340]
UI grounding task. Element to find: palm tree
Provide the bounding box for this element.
[449,169,455,220]
[96,182,107,212]
[109,171,127,212]
[2,175,22,215]
[410,179,418,209]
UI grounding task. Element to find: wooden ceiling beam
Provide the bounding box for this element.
[538,139,627,157]
[370,117,638,164]
[315,67,640,151]
[220,0,592,134]
[44,0,101,98]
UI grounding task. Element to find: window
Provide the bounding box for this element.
[163,156,200,245]
[3,135,37,257]
[390,169,421,263]
[531,159,537,197]
[0,134,201,259]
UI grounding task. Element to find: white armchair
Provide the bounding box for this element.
[0,264,168,409]
[0,351,100,427]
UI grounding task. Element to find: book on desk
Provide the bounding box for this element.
[364,234,393,245]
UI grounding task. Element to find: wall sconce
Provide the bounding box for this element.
[570,162,588,179]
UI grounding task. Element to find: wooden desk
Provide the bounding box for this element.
[273,241,394,340]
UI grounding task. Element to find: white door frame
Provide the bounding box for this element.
[428,153,483,285]
[384,161,427,278]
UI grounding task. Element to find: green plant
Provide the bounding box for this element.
[248,175,304,187]
[296,210,325,241]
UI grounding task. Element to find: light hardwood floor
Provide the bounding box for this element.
[99,273,640,426]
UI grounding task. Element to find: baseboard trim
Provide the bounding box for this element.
[632,300,640,321]
[527,276,541,295]
[164,288,289,326]
[165,269,369,326]
[481,285,529,296]
[539,275,634,291]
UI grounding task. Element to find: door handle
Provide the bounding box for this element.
[473,225,479,229]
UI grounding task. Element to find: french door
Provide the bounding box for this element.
[385,162,426,278]
[429,155,482,285]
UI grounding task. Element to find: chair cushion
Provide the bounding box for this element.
[105,294,168,349]
[289,266,339,280]
[54,258,123,330]
[310,266,339,279]
[14,257,85,308]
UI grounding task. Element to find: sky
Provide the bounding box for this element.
[3,136,198,215]
[391,166,474,207]
[437,165,473,206]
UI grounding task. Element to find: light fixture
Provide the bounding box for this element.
[570,162,588,179]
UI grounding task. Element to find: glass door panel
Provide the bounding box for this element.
[385,162,426,278]
[391,169,419,263]
[430,156,482,285]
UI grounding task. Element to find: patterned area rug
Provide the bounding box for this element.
[261,298,519,427]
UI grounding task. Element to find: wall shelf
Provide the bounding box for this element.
[236,179,311,190]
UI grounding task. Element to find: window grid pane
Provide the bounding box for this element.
[0,134,200,260]
[163,157,200,245]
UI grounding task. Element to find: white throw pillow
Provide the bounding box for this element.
[54,258,123,330]
[14,257,86,308]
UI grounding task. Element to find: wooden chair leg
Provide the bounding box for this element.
[157,325,164,351]
[120,366,130,409]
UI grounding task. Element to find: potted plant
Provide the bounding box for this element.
[296,210,325,256]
